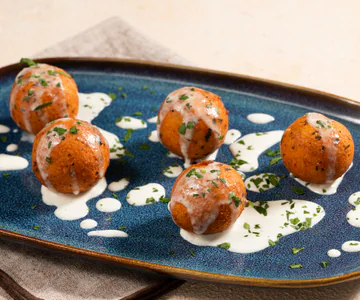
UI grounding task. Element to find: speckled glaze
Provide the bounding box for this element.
[0,58,360,288]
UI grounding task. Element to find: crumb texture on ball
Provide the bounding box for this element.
[169,161,247,235]
[32,118,109,194]
[157,87,228,164]
[10,63,79,134]
[280,112,354,184]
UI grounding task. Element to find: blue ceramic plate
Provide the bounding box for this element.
[0,58,360,288]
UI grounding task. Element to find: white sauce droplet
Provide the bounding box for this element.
[77,93,112,123]
[245,173,280,193]
[41,178,107,221]
[148,130,160,142]
[147,116,158,123]
[126,183,165,206]
[247,113,275,124]
[0,154,29,171]
[96,127,125,159]
[116,116,147,130]
[108,178,129,192]
[96,198,122,213]
[229,130,284,172]
[80,219,98,229]
[180,200,325,253]
[13,129,19,133]
[20,132,35,143]
[163,164,183,178]
[0,125,10,134]
[224,129,241,145]
[6,144,18,152]
[88,230,128,238]
[327,249,341,258]
[341,241,360,252]
[167,151,181,158]
[346,191,360,228]
[290,163,352,195]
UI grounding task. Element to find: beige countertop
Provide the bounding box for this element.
[1,1,360,299]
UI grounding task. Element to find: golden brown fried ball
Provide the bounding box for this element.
[280,112,354,184]
[169,161,247,234]
[32,118,109,194]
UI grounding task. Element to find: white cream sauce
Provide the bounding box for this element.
[247,113,275,124]
[163,164,183,178]
[96,127,125,159]
[306,113,339,182]
[327,249,341,258]
[20,132,35,143]
[116,116,147,130]
[108,178,129,192]
[181,200,325,253]
[13,129,19,133]
[147,116,158,123]
[6,144,18,152]
[126,183,165,206]
[88,230,128,238]
[341,241,360,252]
[167,151,181,159]
[229,130,284,172]
[346,191,360,228]
[41,177,107,221]
[224,129,241,145]
[148,130,160,142]
[245,173,280,193]
[0,154,29,171]
[77,93,112,123]
[157,87,223,166]
[80,219,98,229]
[96,198,122,213]
[290,163,352,195]
[0,125,10,133]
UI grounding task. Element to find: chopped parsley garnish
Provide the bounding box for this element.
[0,136,8,142]
[112,193,118,199]
[33,225,40,230]
[316,120,327,128]
[186,168,203,179]
[117,87,123,91]
[120,93,127,98]
[139,143,150,150]
[132,112,142,116]
[146,197,156,204]
[48,141,52,149]
[350,242,359,246]
[187,121,195,129]
[212,180,219,188]
[159,196,170,203]
[220,178,227,184]
[2,173,10,178]
[320,261,328,268]
[292,186,305,195]
[39,79,48,86]
[291,247,304,254]
[53,127,67,136]
[189,249,196,257]
[354,198,360,205]
[46,157,52,164]
[270,157,282,165]
[142,85,149,90]
[217,243,230,250]
[265,149,281,157]
[228,192,241,207]
[169,250,175,256]
[34,101,52,111]
[229,158,248,169]
[178,123,186,135]
[28,90,34,96]
[124,129,134,142]
[69,126,78,134]
[109,93,117,100]
[118,225,126,230]
[20,58,37,66]
[179,94,189,100]
[243,222,250,231]
[289,264,303,269]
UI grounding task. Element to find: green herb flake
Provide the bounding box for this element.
[289,264,303,269]
[146,197,156,204]
[120,93,127,98]
[69,126,78,134]
[33,225,40,230]
[291,247,304,254]
[34,101,52,111]
[270,157,282,166]
[139,143,150,150]
[53,127,67,136]
[179,94,189,101]
[124,129,134,142]
[292,186,305,195]
[320,261,328,268]
[217,243,230,250]
[178,123,187,135]
[109,93,117,100]
[46,156,52,164]
[132,112,142,116]
[20,58,37,66]
[159,196,170,203]
[189,249,196,257]
[2,173,10,178]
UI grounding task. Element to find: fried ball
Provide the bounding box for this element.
[32,118,109,194]
[280,112,354,184]
[157,87,228,164]
[169,161,247,234]
[10,63,78,134]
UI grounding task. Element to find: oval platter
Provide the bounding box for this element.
[0,58,360,288]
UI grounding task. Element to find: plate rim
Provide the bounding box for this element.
[1,57,360,288]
